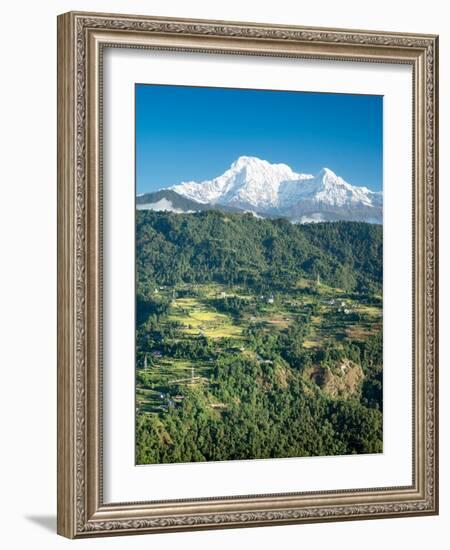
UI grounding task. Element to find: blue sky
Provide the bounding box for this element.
[136,84,383,195]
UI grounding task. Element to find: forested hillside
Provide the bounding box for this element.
[135,211,383,464]
[136,211,382,295]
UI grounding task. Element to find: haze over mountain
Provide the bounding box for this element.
[137,156,382,223]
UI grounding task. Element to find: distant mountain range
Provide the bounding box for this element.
[137,156,383,224]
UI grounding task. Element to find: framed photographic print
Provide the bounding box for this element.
[57,11,439,538]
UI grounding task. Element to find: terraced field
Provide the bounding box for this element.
[136,280,382,417]
[168,297,243,339]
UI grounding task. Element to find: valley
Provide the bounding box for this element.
[135,211,383,464]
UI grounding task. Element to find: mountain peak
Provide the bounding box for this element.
[230,155,293,175]
[318,167,337,178]
[231,155,298,171]
[231,155,264,169]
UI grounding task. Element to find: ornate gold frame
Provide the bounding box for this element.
[57,11,439,538]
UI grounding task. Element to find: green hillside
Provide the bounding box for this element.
[135,211,383,464]
[136,211,382,294]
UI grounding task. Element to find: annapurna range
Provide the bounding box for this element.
[136,156,382,224]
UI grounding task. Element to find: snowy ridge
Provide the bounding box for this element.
[167,156,382,223]
[279,167,381,209]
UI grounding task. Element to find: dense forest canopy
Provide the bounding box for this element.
[136,211,382,297]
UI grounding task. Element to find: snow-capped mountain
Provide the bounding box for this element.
[278,166,383,223]
[171,156,313,210]
[165,156,382,223]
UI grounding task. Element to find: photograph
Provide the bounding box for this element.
[134,84,384,465]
